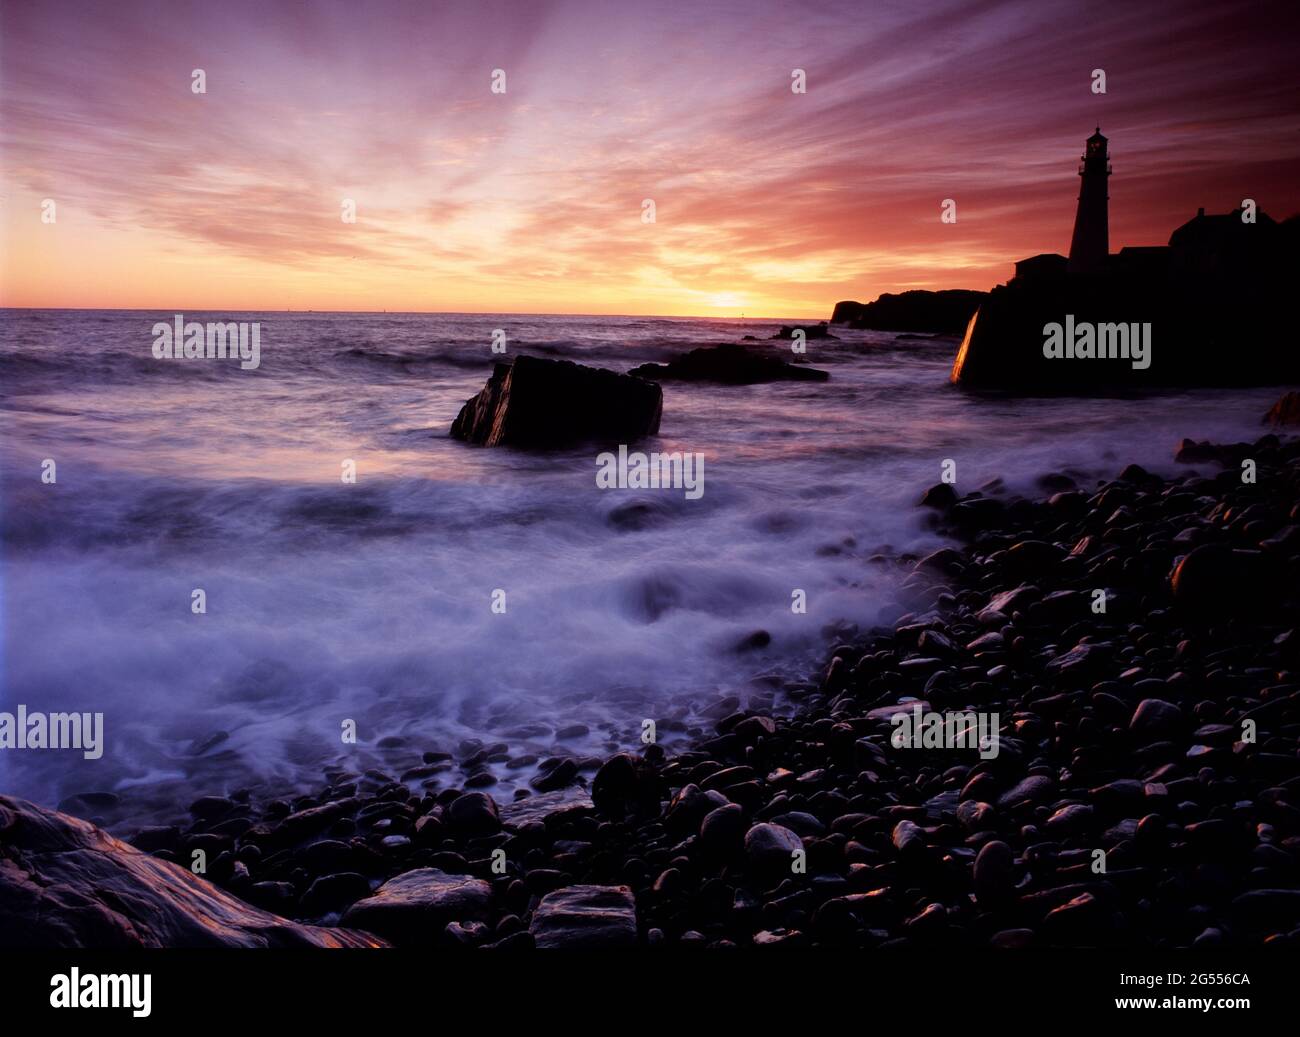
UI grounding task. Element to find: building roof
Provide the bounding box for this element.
[1169,206,1278,248]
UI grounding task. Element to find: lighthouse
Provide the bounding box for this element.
[1067,127,1110,274]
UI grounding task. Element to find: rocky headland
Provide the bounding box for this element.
[951,208,1299,390]
[831,290,987,335]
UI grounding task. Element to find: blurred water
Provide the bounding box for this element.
[0,309,1279,826]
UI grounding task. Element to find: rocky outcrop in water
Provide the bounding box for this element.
[772,322,836,340]
[450,355,662,447]
[1265,391,1300,427]
[630,344,828,385]
[0,795,384,948]
[831,290,987,334]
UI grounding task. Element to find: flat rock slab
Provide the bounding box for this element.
[341,868,492,945]
[499,788,594,829]
[0,795,383,948]
[997,775,1055,809]
[866,700,929,721]
[529,884,638,949]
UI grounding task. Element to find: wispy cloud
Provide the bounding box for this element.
[3,0,1298,314]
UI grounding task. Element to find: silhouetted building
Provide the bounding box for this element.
[1168,204,1282,278]
[1067,128,1110,274]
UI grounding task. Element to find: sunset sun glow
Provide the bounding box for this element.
[2,0,1298,316]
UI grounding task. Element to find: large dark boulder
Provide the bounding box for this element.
[590,753,661,816]
[830,290,987,333]
[450,355,662,447]
[444,791,501,836]
[973,840,1016,908]
[743,822,803,876]
[629,343,828,385]
[1265,390,1300,427]
[0,795,384,948]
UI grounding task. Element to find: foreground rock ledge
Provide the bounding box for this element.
[450,355,663,448]
[0,795,384,948]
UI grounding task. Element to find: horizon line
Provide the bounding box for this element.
[0,305,837,321]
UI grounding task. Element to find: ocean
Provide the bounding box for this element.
[0,308,1280,828]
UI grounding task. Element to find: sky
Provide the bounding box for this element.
[2,0,1298,317]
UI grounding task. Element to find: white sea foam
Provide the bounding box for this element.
[0,309,1281,825]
